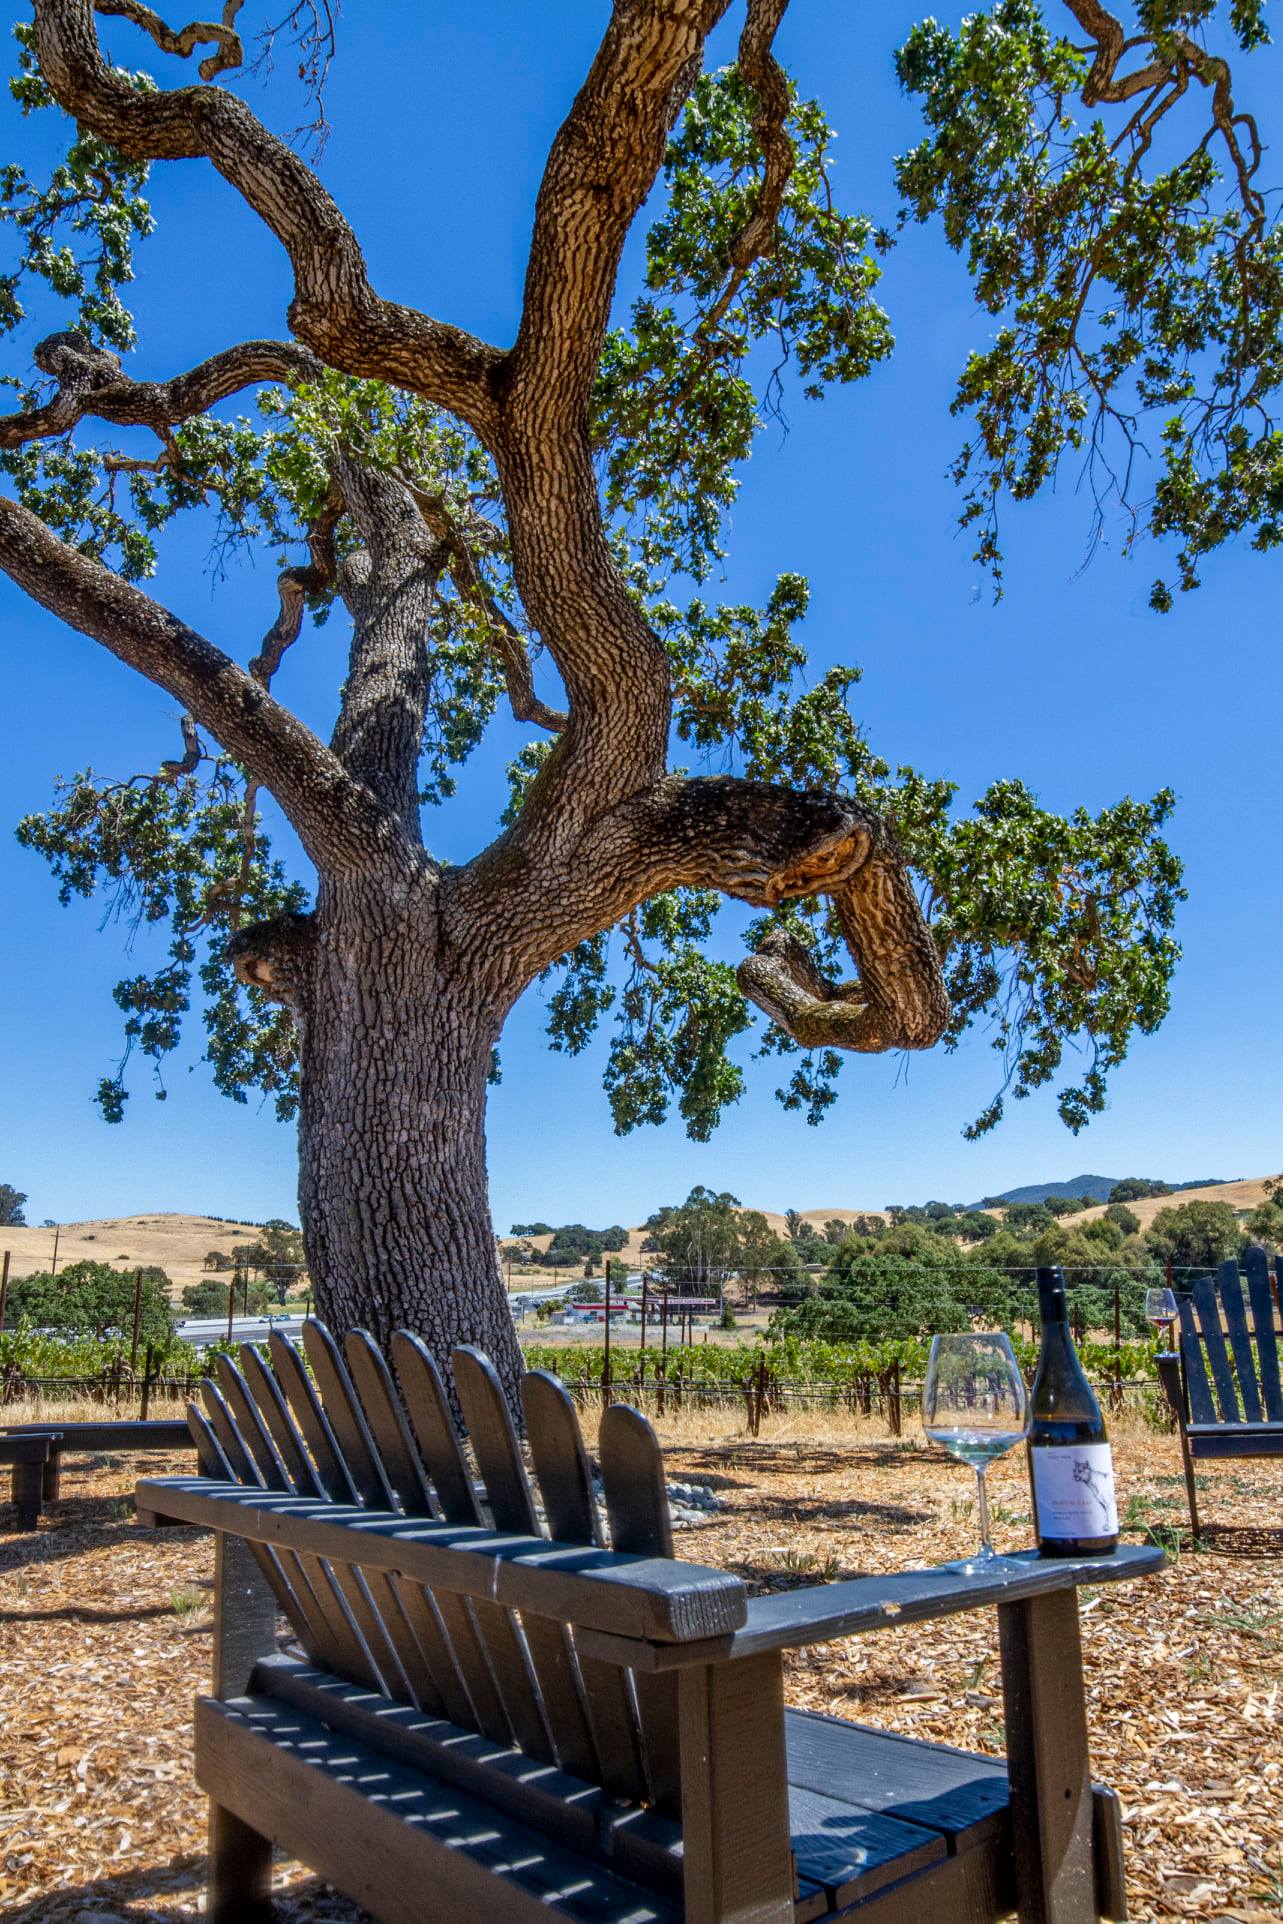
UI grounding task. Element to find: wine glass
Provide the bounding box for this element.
[922,1333,1029,1572]
[1145,1287,1178,1349]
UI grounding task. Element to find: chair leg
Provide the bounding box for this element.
[208,1800,272,1923]
[999,1589,1098,1924]
[12,1461,42,1529]
[1178,1429,1200,1538]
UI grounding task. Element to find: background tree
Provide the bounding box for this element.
[0,1183,26,1227]
[237,1218,306,1302]
[203,1249,232,1272]
[3,1,1275,1396]
[1109,1179,1172,1204]
[8,1258,171,1341]
[181,1273,271,1317]
[1145,1200,1241,1273]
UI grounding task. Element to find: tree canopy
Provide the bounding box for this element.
[0,2,1277,1377]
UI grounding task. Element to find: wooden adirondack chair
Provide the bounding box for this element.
[1156,1244,1283,1534]
[136,1324,1163,1924]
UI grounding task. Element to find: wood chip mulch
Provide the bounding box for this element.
[0,1429,1277,1922]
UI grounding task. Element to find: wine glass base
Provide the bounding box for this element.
[957,1547,1025,1576]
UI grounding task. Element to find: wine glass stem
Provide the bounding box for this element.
[975,1465,993,1559]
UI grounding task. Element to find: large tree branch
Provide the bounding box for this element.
[330,458,449,838]
[451,773,949,1052]
[0,331,323,451]
[31,0,504,438]
[0,489,402,873]
[508,0,729,431]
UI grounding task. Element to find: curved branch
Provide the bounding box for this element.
[0,331,324,451]
[452,773,949,1054]
[0,489,403,873]
[405,482,566,733]
[95,0,245,80]
[32,0,504,436]
[696,0,794,343]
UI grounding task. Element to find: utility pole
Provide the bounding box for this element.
[0,1249,9,1332]
[50,1224,60,1275]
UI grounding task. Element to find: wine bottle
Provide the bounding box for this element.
[1028,1266,1119,1556]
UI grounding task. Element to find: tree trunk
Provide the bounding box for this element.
[263,874,526,1409]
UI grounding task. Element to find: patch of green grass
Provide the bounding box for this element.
[770,1548,843,1586]
[170,1586,205,1620]
[1198,1602,1283,1649]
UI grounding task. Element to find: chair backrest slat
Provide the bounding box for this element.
[269,1332,361,1503]
[1218,1258,1263,1423]
[390,1332,484,1524]
[1245,1245,1283,1420]
[188,1400,236,1480]
[240,1345,326,1498]
[344,1331,440,1517]
[386,1331,523,1747]
[197,1379,341,1671]
[199,1379,265,1487]
[216,1357,295,1490]
[454,1346,595,1778]
[1177,1292,1217,1423]
[523,1371,649,1802]
[227,1348,385,1680]
[302,1322,398,1510]
[599,1403,683,1815]
[1193,1274,1241,1422]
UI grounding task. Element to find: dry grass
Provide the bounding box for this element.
[0,1411,1278,1921]
[0,1215,267,1298]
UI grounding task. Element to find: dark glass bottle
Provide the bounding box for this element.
[1028,1266,1119,1556]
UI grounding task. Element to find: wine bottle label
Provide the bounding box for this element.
[1031,1442,1118,1538]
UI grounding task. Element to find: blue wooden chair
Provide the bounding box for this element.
[1156,1245,1283,1533]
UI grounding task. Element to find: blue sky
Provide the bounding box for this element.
[0,3,1278,1234]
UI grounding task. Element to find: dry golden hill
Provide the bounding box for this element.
[0,1213,267,1297]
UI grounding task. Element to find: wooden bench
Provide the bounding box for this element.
[2,1418,194,1524]
[0,1431,59,1528]
[138,1324,1164,1924]
[1156,1244,1283,1534]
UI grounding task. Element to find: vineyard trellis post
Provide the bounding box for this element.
[128,1267,143,1373]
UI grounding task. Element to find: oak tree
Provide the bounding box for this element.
[0,1,1273,1400]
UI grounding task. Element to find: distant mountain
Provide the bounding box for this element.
[972,1174,1231,1208]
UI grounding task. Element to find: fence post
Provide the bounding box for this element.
[140,1344,155,1419]
[889,1359,902,1438]
[129,1268,144,1373]
[0,1248,9,1333]
[602,1268,613,1409]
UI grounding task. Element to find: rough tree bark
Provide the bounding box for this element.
[0,0,952,1409]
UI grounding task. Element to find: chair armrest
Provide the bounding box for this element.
[1156,1351,1186,1425]
[134,1474,748,1642]
[574,1543,1165,1671]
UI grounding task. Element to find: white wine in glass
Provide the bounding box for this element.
[922,1333,1030,1572]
